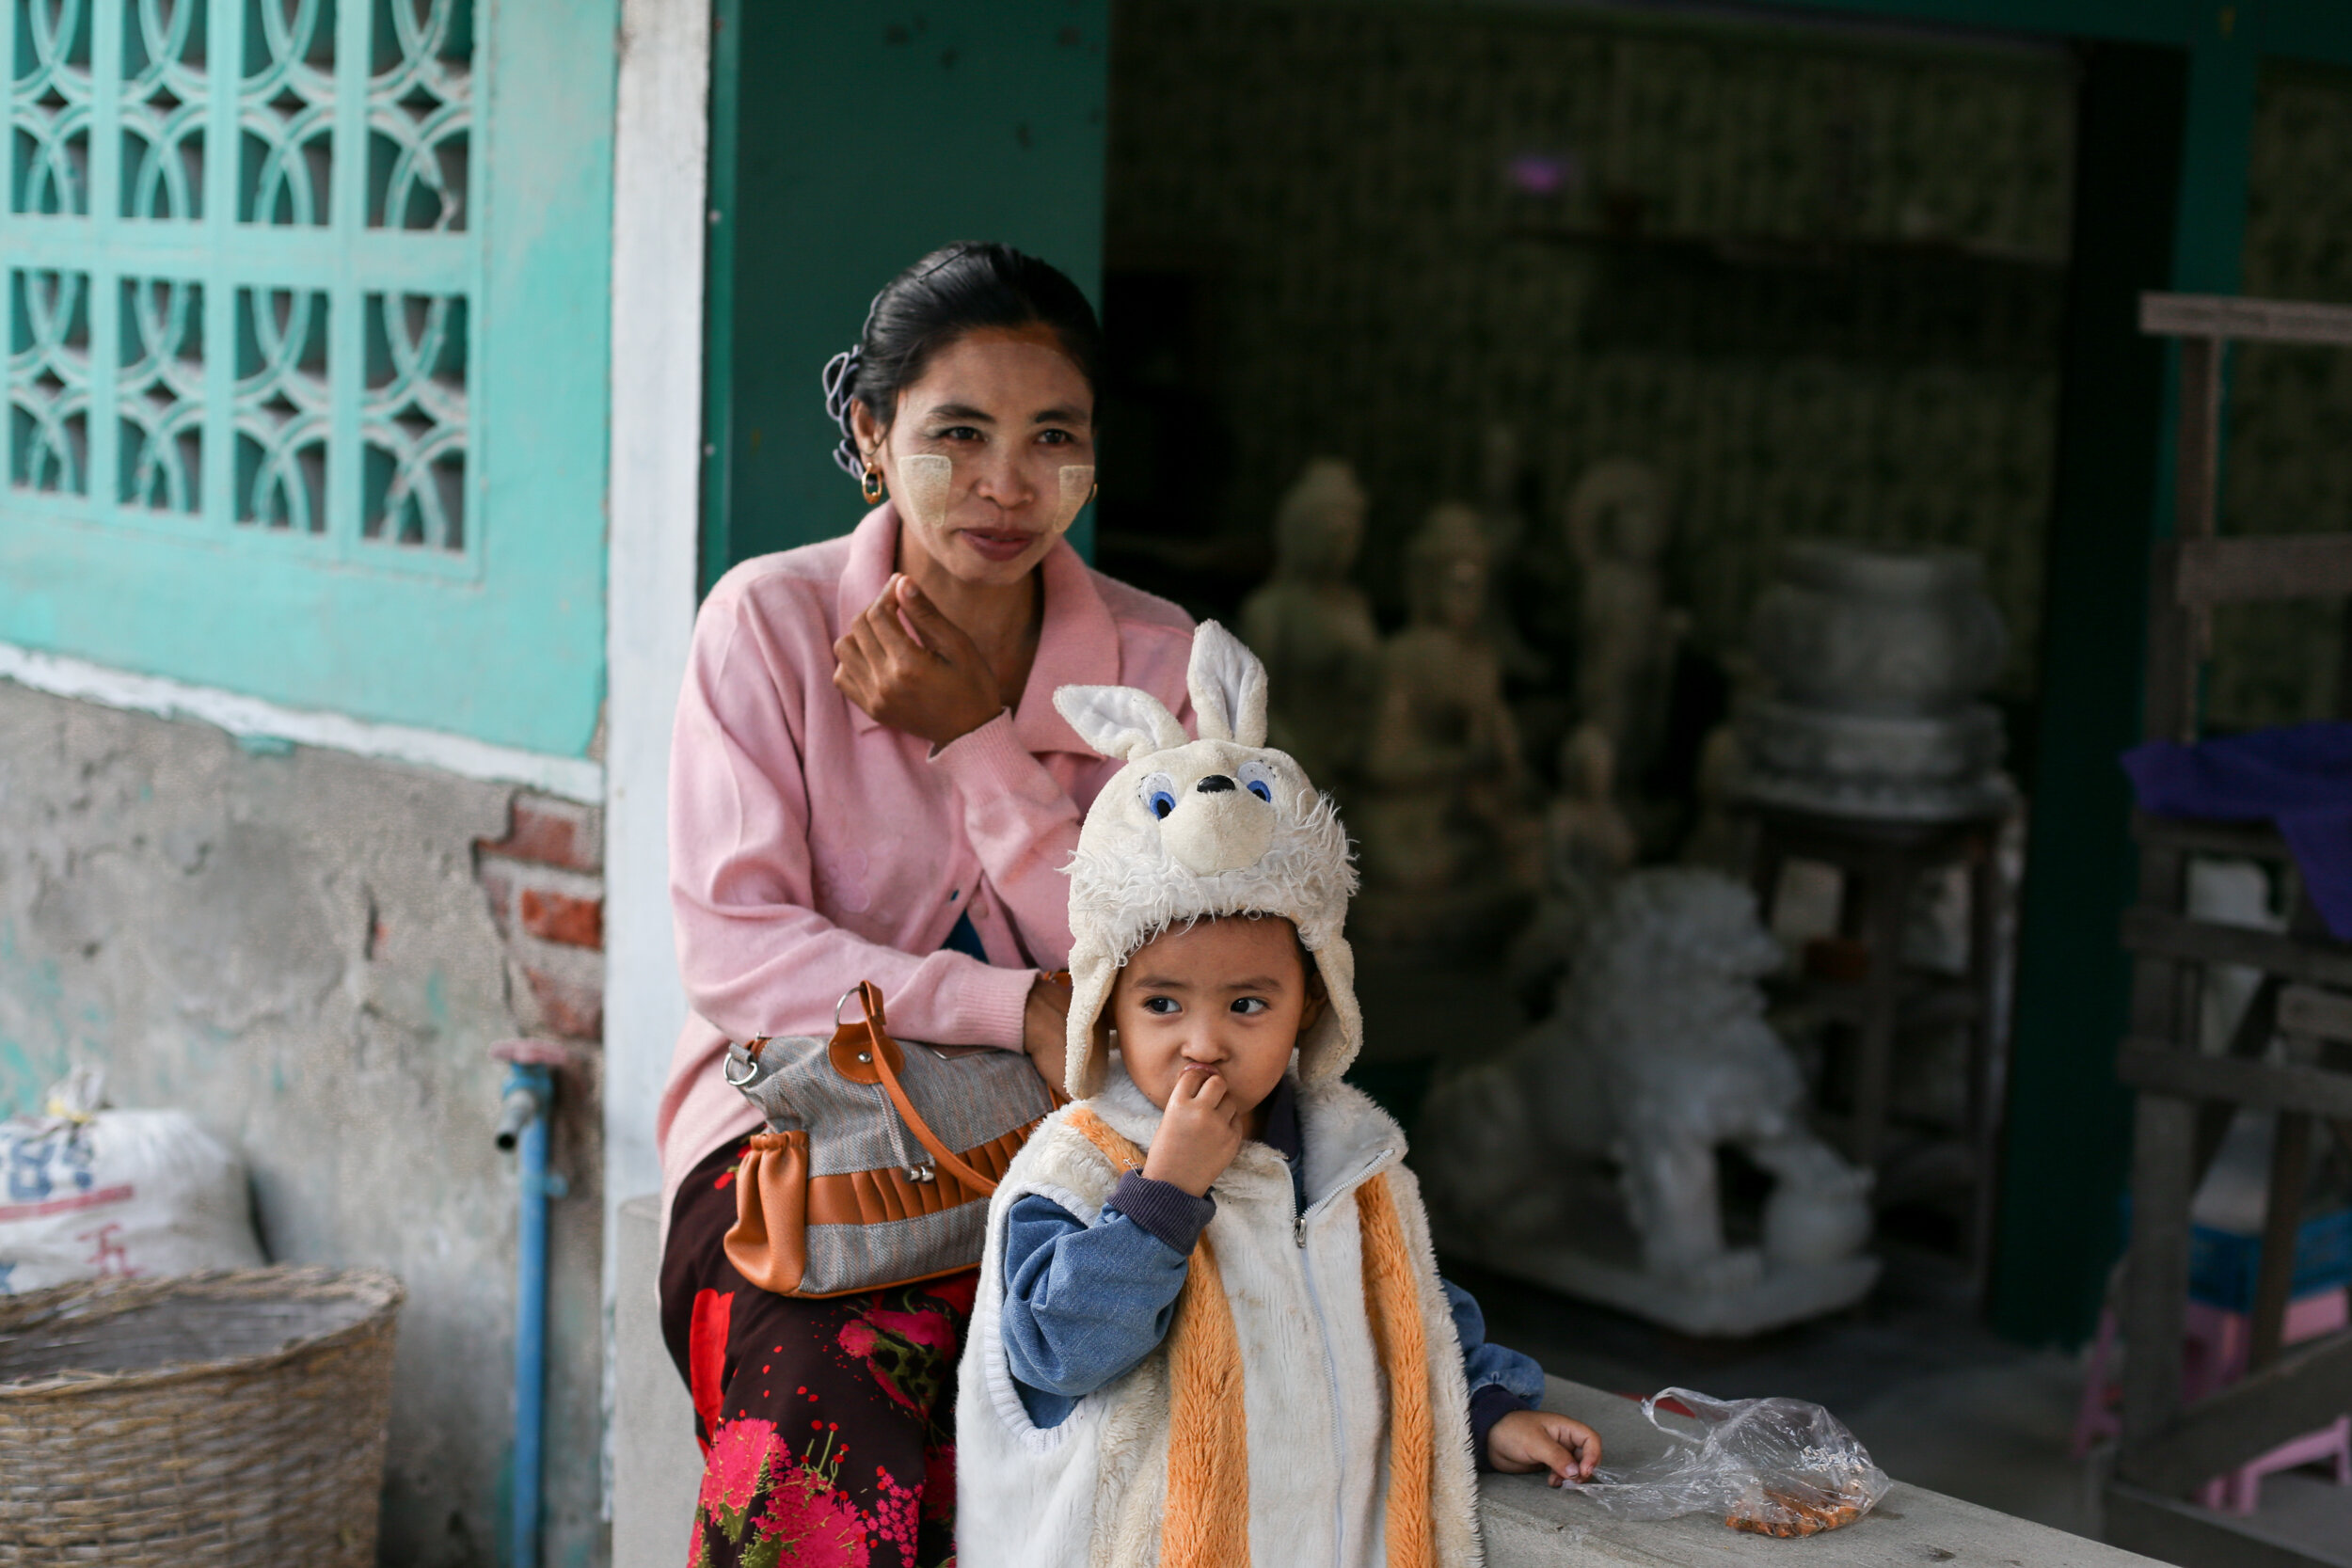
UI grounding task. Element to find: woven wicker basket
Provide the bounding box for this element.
[0,1266,405,1566]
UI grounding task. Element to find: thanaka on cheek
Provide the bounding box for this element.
[898,451,954,536]
[1050,464,1094,535]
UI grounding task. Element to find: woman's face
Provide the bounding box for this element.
[854,324,1096,588]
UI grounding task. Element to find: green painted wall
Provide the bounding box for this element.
[706,2,1111,584]
[0,0,617,760]
[2209,58,2352,728]
[1991,40,2189,1348]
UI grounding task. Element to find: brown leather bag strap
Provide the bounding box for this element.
[867,1042,1003,1195]
[845,975,1067,1194]
[838,980,1006,1194]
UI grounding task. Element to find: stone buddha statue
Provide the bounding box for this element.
[1509,722,1641,1009]
[1565,458,1685,794]
[1238,458,1383,788]
[1355,503,1537,944]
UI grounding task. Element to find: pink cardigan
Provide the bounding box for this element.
[656,503,1196,1219]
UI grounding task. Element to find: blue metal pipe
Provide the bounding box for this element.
[496,1058,561,1568]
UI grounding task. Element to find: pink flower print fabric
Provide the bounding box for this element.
[664,1137,975,1568]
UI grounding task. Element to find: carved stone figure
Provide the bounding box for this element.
[1566,459,1686,791]
[1418,868,1879,1336]
[1237,459,1383,788]
[1678,722,1756,876]
[1508,723,1639,1009]
[1354,502,1537,944]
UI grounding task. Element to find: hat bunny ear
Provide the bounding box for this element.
[1054,685,1187,762]
[1186,621,1269,747]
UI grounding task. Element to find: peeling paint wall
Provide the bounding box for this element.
[0,679,604,1568]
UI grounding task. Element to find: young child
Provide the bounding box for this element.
[957,623,1599,1567]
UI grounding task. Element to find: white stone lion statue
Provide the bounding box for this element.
[1421,868,1872,1311]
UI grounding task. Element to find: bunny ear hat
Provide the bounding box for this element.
[1053,621,1361,1099]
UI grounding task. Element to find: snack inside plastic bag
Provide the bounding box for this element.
[1571,1386,1891,1537]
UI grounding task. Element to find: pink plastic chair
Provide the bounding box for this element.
[2074,1287,2351,1515]
[2184,1291,2352,1513]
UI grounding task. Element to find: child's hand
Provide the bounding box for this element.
[1142,1067,1246,1196]
[1487,1408,1601,1487]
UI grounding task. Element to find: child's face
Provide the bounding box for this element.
[1110,917,1325,1121]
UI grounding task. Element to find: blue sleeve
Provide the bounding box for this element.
[1000,1188,1203,1428]
[1444,1277,1544,1469]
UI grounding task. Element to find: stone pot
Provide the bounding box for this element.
[1749,543,2007,716]
[1736,698,2005,787]
[1732,696,2015,821]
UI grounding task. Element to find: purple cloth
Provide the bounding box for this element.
[2122,722,2352,939]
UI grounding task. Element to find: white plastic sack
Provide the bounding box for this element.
[1573,1386,1892,1537]
[0,1069,265,1295]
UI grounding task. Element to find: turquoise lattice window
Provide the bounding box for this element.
[5,0,477,572]
[119,273,199,510]
[8,266,89,491]
[0,0,612,760]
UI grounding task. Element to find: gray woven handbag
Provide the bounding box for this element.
[720,980,1061,1296]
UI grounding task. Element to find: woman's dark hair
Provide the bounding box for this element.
[821,243,1103,479]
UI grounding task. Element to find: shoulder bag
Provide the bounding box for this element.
[721,979,1064,1296]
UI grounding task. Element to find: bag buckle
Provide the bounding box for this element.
[723,1038,769,1087]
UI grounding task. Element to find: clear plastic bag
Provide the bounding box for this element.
[1571,1386,1892,1537]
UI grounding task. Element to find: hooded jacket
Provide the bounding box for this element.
[955,1065,1485,1568]
[954,623,1491,1567]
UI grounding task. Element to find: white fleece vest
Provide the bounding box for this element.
[955,1071,1484,1568]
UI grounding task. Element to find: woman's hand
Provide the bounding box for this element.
[1486,1409,1602,1487]
[1142,1068,1247,1197]
[1023,974,1072,1095]
[832,575,1003,748]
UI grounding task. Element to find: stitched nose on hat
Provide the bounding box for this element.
[1160,789,1275,876]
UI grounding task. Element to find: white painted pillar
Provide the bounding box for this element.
[603,0,707,1525]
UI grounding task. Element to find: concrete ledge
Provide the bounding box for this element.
[613,1195,699,1566]
[1489,1379,2163,1567]
[612,1197,2157,1566]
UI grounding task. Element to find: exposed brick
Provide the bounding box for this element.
[521,887,604,950]
[477,794,602,873]
[477,863,515,939]
[477,794,604,1039]
[523,963,604,1042]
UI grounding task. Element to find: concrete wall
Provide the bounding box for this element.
[0,678,605,1568]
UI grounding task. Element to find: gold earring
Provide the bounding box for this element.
[861,464,884,505]
[1089,482,1099,504]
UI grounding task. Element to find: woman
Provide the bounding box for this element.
[657,244,1195,1566]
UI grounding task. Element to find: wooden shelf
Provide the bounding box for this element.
[2121,907,2352,989]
